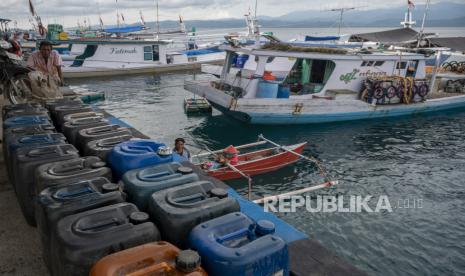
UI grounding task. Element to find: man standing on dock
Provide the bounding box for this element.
[26,40,64,85]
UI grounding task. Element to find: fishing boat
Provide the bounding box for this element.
[193,138,307,181]
[58,39,224,78]
[184,37,465,125]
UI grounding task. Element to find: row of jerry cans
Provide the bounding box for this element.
[3,101,289,276]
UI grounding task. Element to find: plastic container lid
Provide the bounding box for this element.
[210,188,228,199]
[91,161,107,169]
[255,220,275,236]
[176,250,201,273]
[177,166,193,174]
[102,183,119,193]
[129,212,149,224]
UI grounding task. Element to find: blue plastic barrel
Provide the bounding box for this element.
[189,212,289,276]
[108,139,173,180]
[277,85,291,99]
[235,55,249,68]
[3,115,50,129]
[256,81,279,98]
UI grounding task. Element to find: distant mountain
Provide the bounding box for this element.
[97,1,465,31]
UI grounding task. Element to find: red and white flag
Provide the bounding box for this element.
[408,0,415,8]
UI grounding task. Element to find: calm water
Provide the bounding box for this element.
[68,27,465,276]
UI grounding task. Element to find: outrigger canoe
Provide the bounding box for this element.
[201,142,307,181]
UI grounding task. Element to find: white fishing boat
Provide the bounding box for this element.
[184,42,465,125]
[61,39,224,78]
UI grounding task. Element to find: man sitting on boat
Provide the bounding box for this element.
[26,40,64,85]
[202,145,239,170]
[173,138,191,162]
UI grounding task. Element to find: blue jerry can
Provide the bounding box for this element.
[108,139,173,180]
[189,212,289,276]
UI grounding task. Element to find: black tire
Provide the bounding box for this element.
[374,87,384,99]
[386,86,397,99]
[418,84,429,97]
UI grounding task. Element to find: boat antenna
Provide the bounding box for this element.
[328,7,357,36]
[254,0,258,19]
[416,0,431,48]
[156,0,160,38]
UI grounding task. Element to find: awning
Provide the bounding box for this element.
[349,28,418,43]
[305,36,340,41]
[427,37,465,52]
[103,25,144,34]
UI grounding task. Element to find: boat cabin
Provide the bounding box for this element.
[216,44,427,99]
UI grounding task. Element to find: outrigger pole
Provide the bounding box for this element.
[253,181,338,205]
[258,134,329,180]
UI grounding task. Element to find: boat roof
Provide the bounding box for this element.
[103,25,145,34]
[43,39,168,45]
[220,44,426,60]
[427,37,465,52]
[349,28,419,43]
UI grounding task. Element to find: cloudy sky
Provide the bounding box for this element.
[1,0,461,29]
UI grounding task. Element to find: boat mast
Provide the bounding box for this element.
[156,0,160,39]
[330,7,356,36]
[253,0,260,46]
[416,0,431,48]
[401,0,416,28]
[115,0,120,30]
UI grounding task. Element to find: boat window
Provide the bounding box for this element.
[266,57,275,63]
[143,46,153,61]
[361,61,368,66]
[396,61,407,69]
[406,60,419,77]
[152,45,160,61]
[366,61,375,66]
[374,61,384,66]
[283,59,336,95]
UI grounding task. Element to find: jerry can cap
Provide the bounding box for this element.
[256,220,275,236]
[176,250,201,273]
[177,166,193,174]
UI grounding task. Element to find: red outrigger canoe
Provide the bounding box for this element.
[205,142,307,181]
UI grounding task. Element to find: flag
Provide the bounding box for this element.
[99,16,104,27]
[179,15,183,23]
[408,0,415,8]
[140,11,145,25]
[121,13,125,22]
[28,0,36,16]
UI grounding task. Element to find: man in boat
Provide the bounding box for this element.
[173,138,191,162]
[26,40,64,85]
[202,145,239,170]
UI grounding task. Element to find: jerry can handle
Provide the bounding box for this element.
[53,186,94,199]
[216,227,253,243]
[48,160,84,175]
[78,218,123,232]
[121,145,154,153]
[126,262,171,276]
[87,125,114,135]
[27,147,59,157]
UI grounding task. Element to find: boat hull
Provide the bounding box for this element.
[207,143,306,181]
[185,81,465,125]
[63,59,223,79]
